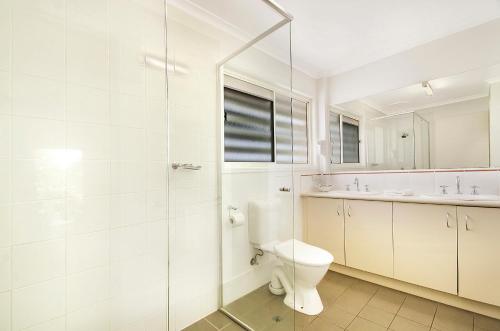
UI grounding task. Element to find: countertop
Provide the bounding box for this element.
[301,191,500,208]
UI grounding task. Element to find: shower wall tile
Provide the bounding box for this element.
[12,117,65,159]
[12,4,65,80]
[0,115,10,158]
[12,277,66,331]
[0,0,11,72]
[66,300,110,331]
[12,74,65,120]
[0,205,11,247]
[12,239,65,288]
[0,70,11,115]
[110,93,146,128]
[12,200,66,244]
[67,160,111,198]
[67,84,110,124]
[67,266,109,312]
[68,123,111,160]
[0,247,11,292]
[12,160,66,202]
[23,317,66,331]
[67,196,110,235]
[67,230,109,274]
[0,160,10,203]
[0,291,11,331]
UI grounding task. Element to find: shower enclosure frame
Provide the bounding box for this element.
[215,0,294,329]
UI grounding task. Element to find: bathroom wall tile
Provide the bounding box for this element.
[109,223,148,263]
[0,205,11,247]
[110,161,146,194]
[67,0,107,33]
[110,93,146,128]
[67,84,109,125]
[110,193,147,228]
[0,115,11,158]
[147,95,167,132]
[67,230,109,274]
[147,131,167,161]
[67,160,110,198]
[110,127,146,161]
[12,239,65,288]
[12,277,66,331]
[409,172,435,194]
[12,74,65,120]
[147,189,167,222]
[0,247,11,292]
[12,117,65,159]
[148,161,167,191]
[12,3,65,80]
[12,200,65,244]
[68,123,110,160]
[0,0,11,72]
[67,300,110,331]
[23,317,66,331]
[67,196,110,235]
[0,290,11,331]
[67,26,108,89]
[12,160,65,202]
[108,35,145,96]
[0,160,11,203]
[461,171,500,195]
[109,256,150,299]
[67,266,109,312]
[0,70,11,115]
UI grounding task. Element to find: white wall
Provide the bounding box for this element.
[491,83,500,167]
[418,97,490,169]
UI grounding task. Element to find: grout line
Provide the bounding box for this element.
[386,294,408,330]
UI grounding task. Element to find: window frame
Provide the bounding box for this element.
[222,71,313,172]
[329,108,362,167]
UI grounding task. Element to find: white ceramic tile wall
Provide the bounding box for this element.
[0,0,168,331]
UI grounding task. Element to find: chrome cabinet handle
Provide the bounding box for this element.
[347,205,351,217]
[172,163,202,170]
[337,206,341,216]
[446,212,451,228]
[465,215,471,231]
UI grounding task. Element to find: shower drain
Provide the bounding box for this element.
[272,316,282,323]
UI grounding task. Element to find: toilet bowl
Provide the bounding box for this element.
[248,200,333,315]
[261,239,334,315]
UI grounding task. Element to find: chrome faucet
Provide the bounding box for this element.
[456,176,462,194]
[354,177,360,191]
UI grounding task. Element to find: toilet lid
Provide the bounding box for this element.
[274,239,334,267]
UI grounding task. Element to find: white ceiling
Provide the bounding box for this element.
[339,63,500,115]
[185,0,500,78]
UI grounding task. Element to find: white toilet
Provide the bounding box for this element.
[248,200,334,315]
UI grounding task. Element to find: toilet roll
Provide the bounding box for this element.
[229,209,245,227]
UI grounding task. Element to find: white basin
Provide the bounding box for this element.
[421,193,500,201]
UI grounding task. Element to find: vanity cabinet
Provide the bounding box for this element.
[304,197,345,265]
[458,206,500,306]
[344,199,393,277]
[393,203,457,294]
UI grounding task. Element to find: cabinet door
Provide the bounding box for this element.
[458,206,500,306]
[344,199,393,277]
[304,197,345,265]
[393,203,457,294]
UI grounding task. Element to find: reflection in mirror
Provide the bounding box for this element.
[331,63,500,170]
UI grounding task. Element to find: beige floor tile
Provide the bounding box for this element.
[368,287,407,314]
[221,322,246,331]
[360,304,396,328]
[347,316,388,331]
[317,276,351,302]
[305,316,344,331]
[320,303,357,328]
[206,311,234,329]
[294,311,318,330]
[389,316,430,331]
[474,314,500,331]
[350,279,380,295]
[431,304,472,331]
[333,285,376,314]
[183,318,218,331]
[398,295,437,326]
[239,296,291,330]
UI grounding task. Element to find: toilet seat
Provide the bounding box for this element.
[274,239,334,267]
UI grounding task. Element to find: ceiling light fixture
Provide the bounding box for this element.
[422,81,433,96]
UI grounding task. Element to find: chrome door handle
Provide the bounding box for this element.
[279,187,291,192]
[465,215,471,231]
[172,163,202,170]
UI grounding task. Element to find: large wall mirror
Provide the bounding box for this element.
[330,63,500,170]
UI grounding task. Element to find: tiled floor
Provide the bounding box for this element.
[184,271,500,331]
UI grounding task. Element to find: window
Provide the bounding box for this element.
[224,87,274,162]
[224,76,310,164]
[330,110,360,164]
